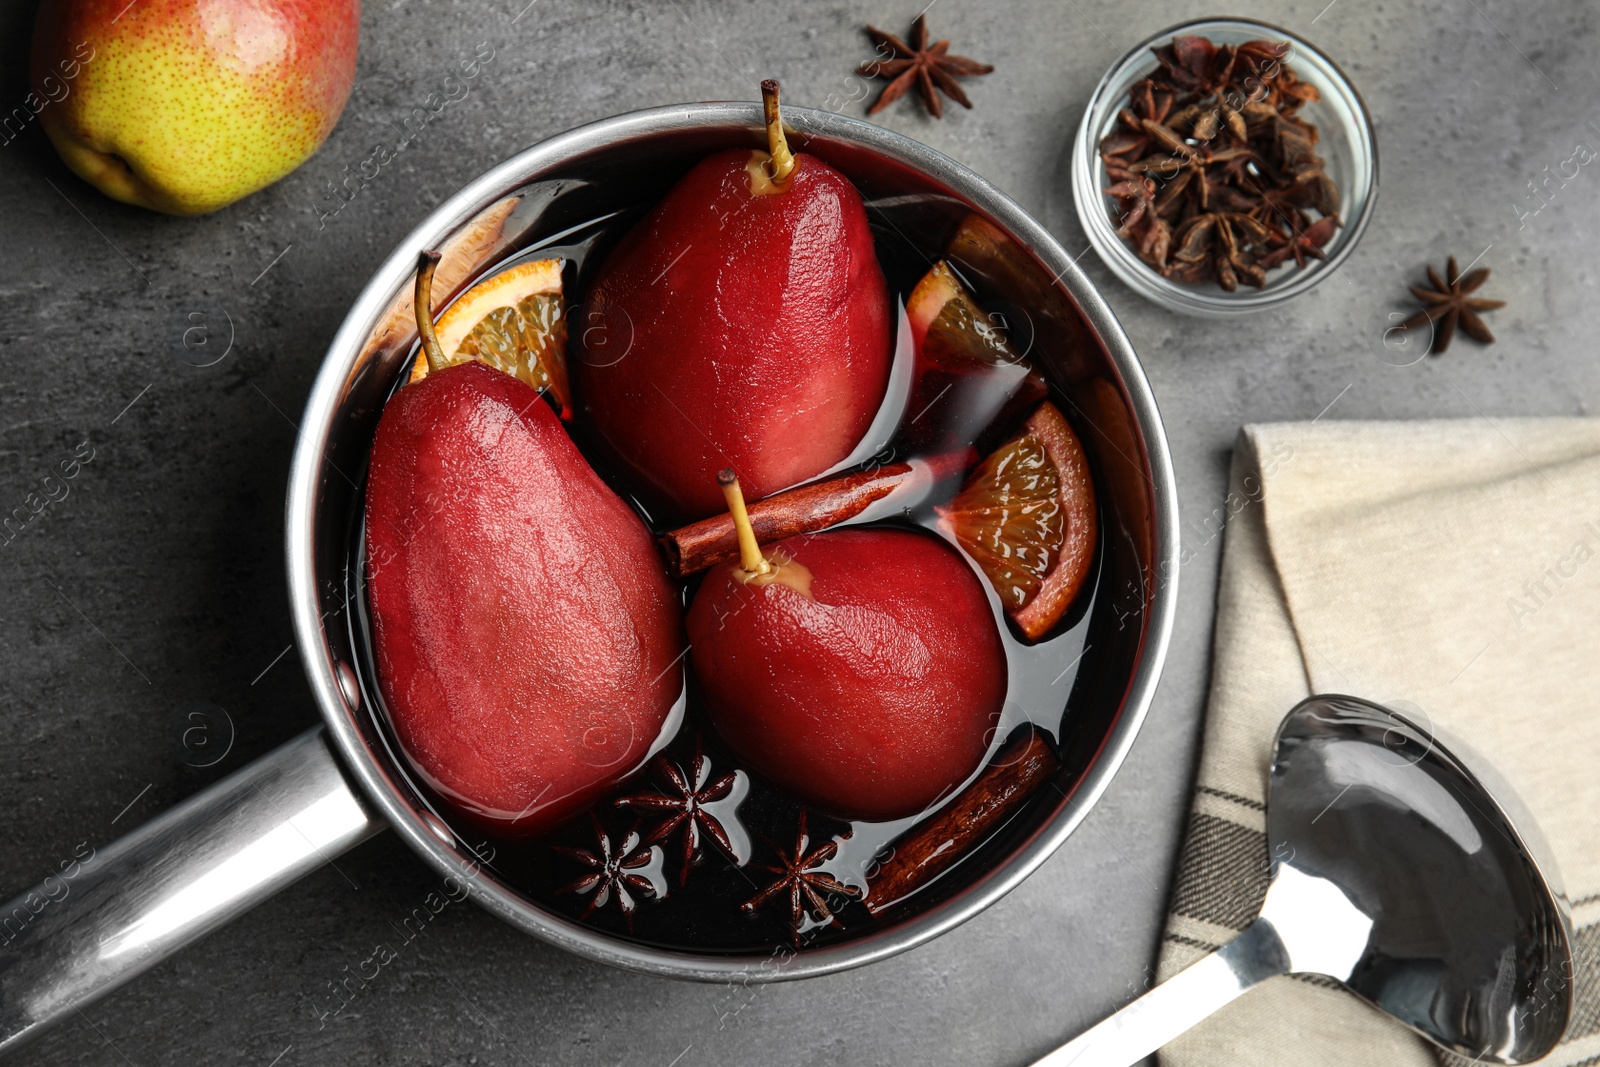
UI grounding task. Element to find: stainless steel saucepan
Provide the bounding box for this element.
[0,102,1178,1055]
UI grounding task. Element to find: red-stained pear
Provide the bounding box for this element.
[363,252,685,837]
[687,471,1005,821]
[575,81,892,519]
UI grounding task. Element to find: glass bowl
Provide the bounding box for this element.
[1072,17,1378,317]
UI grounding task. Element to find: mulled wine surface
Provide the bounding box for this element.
[345,194,1105,954]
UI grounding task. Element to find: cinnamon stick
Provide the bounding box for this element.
[660,450,972,577]
[863,730,1059,915]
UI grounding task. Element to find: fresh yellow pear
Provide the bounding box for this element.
[29,0,360,215]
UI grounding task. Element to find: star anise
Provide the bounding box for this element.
[1127,140,1254,212]
[1100,80,1178,169]
[615,739,743,885]
[1149,35,1227,96]
[1168,211,1274,291]
[1401,257,1506,355]
[1097,34,1340,289]
[741,810,861,945]
[1149,36,1302,108]
[860,15,993,119]
[1107,174,1152,218]
[1171,96,1249,143]
[1258,214,1338,269]
[553,816,661,923]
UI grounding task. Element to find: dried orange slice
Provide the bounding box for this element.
[936,401,1097,641]
[408,258,570,416]
[903,261,1047,451]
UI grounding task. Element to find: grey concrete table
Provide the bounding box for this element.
[1,0,1592,1062]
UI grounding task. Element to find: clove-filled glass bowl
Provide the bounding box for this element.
[1072,17,1378,317]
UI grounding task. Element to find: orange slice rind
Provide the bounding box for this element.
[409,258,569,415]
[936,401,1097,641]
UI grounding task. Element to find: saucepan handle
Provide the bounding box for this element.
[0,727,383,1056]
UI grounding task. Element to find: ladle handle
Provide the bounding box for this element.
[1031,918,1291,1067]
[0,727,382,1057]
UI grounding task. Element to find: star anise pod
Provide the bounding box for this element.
[1128,141,1254,212]
[1150,35,1222,95]
[860,15,993,119]
[1104,174,1170,266]
[1166,212,1273,290]
[1243,180,1312,231]
[553,816,661,924]
[1105,174,1155,234]
[1212,213,1268,291]
[1102,80,1179,168]
[1170,97,1249,143]
[1401,256,1506,354]
[741,810,861,945]
[1258,215,1338,269]
[614,738,743,885]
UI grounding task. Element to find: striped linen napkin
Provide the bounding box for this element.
[1157,419,1600,1067]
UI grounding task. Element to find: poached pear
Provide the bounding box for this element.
[687,472,1005,822]
[576,81,892,519]
[364,254,685,837]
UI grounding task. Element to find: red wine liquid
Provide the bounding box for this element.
[344,198,1103,954]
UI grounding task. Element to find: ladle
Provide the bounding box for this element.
[1033,695,1574,1066]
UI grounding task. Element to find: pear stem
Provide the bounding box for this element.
[718,468,771,576]
[415,249,448,373]
[760,79,796,185]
